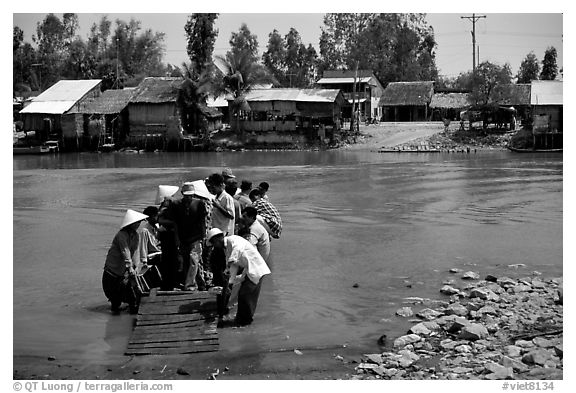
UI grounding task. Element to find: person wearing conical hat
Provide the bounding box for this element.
[102,209,148,315]
[155,185,180,205]
[158,182,212,291]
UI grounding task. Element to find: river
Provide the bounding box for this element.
[13,150,563,371]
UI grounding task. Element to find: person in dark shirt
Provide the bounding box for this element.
[158,182,210,291]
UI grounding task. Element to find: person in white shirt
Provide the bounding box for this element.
[207,228,271,327]
[239,206,270,262]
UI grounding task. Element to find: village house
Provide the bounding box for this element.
[379,81,435,122]
[429,89,471,121]
[315,70,384,122]
[492,83,532,126]
[66,88,133,151]
[228,88,347,146]
[19,79,102,149]
[530,80,563,132]
[127,77,222,151]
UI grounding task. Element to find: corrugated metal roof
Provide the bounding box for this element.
[322,70,375,79]
[69,89,134,114]
[20,79,102,114]
[531,80,562,105]
[379,81,434,106]
[430,93,471,109]
[20,101,79,114]
[129,77,183,104]
[316,77,372,84]
[243,88,343,103]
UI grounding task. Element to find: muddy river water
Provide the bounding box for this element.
[13,150,562,369]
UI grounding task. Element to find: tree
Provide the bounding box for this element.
[33,13,69,89]
[459,61,512,106]
[228,23,259,63]
[214,50,277,132]
[13,26,38,92]
[262,29,287,86]
[318,13,438,83]
[176,62,214,135]
[516,52,540,83]
[184,13,219,78]
[540,46,558,80]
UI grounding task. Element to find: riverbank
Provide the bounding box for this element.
[342,121,513,152]
[14,271,562,381]
[352,272,563,380]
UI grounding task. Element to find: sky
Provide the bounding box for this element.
[11,5,566,79]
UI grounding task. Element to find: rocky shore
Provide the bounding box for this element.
[350,271,563,380]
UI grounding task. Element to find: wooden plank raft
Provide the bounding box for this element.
[125,288,219,355]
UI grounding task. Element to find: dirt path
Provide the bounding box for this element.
[342,122,445,151]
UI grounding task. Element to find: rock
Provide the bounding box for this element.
[443,279,456,285]
[177,367,190,375]
[377,335,387,346]
[47,356,56,361]
[500,356,529,373]
[554,344,563,359]
[395,307,413,317]
[352,283,359,288]
[478,305,498,315]
[497,277,516,288]
[446,317,470,333]
[393,334,421,348]
[484,362,514,379]
[397,350,419,368]
[408,322,431,335]
[485,274,498,282]
[439,339,458,351]
[515,340,535,348]
[504,345,522,357]
[445,303,468,316]
[364,354,384,364]
[449,268,462,273]
[416,308,443,320]
[452,366,474,374]
[469,288,489,299]
[521,349,554,366]
[510,284,532,293]
[508,263,526,269]
[532,337,554,348]
[462,271,480,280]
[455,344,472,353]
[531,279,546,289]
[458,323,488,341]
[440,285,460,295]
[402,297,425,304]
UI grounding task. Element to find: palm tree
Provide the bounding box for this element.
[176,61,214,136]
[213,50,277,133]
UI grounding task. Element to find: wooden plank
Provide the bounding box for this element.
[125,343,219,355]
[138,305,217,315]
[129,333,218,345]
[148,291,215,299]
[127,338,219,349]
[137,312,216,324]
[127,290,219,355]
[130,329,218,342]
[133,321,216,334]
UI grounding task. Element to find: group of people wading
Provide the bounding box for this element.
[102,168,282,327]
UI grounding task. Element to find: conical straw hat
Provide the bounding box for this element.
[120,209,148,229]
[155,185,180,204]
[183,180,214,200]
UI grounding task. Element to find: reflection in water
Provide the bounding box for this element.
[13,151,562,362]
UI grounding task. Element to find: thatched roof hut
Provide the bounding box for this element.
[379,81,434,121]
[430,92,471,109]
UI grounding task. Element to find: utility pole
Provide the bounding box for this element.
[461,13,486,74]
